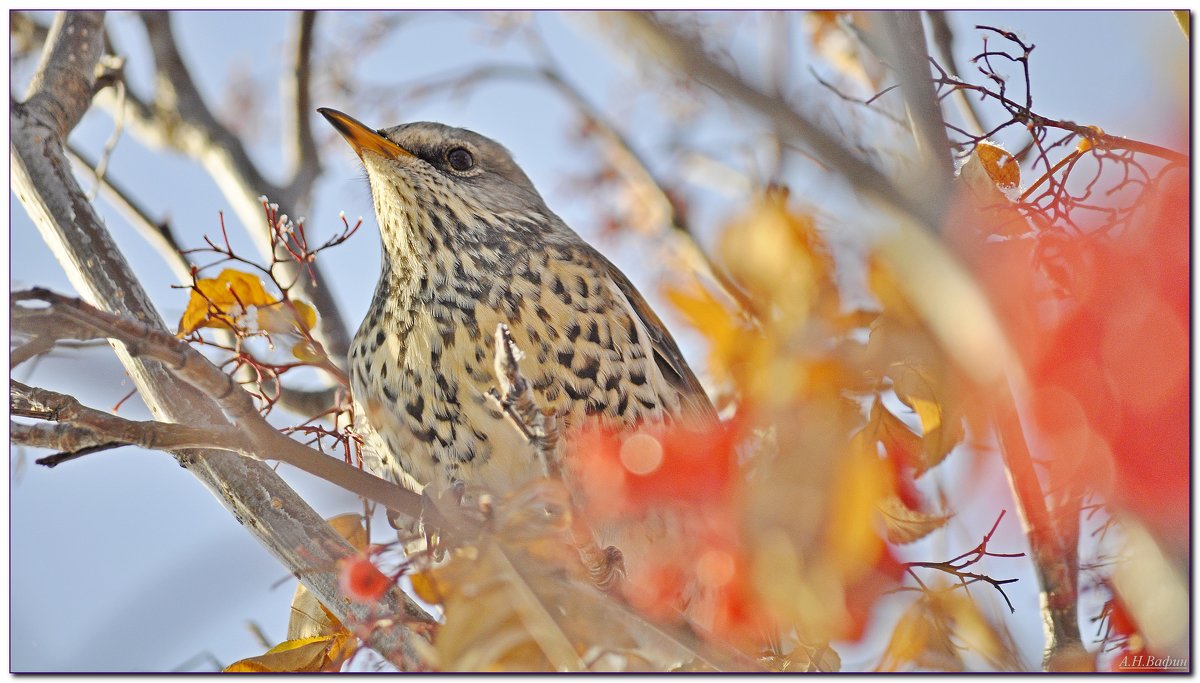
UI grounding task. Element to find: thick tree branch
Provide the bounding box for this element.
[11,289,447,533]
[10,12,427,666]
[876,11,955,227]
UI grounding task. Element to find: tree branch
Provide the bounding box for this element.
[876,11,955,228]
[12,380,244,461]
[991,391,1082,669]
[10,13,428,666]
[11,288,448,533]
[284,10,321,201]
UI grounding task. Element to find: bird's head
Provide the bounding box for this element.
[319,108,554,257]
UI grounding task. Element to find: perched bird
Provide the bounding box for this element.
[318,108,715,515]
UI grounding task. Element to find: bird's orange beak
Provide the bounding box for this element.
[318,108,413,161]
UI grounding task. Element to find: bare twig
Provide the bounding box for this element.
[486,323,560,478]
[929,27,1185,165]
[92,11,352,366]
[903,510,1025,614]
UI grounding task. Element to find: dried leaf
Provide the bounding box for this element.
[285,515,367,641]
[876,495,951,545]
[291,340,325,363]
[867,399,922,472]
[409,570,443,606]
[806,11,886,90]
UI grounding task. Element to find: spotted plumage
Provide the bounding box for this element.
[321,109,715,502]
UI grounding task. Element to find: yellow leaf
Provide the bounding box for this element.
[177,268,277,336]
[224,632,357,673]
[327,513,368,551]
[876,496,951,545]
[663,277,742,381]
[866,256,920,328]
[716,189,836,326]
[876,595,961,671]
[890,363,965,473]
[825,434,890,575]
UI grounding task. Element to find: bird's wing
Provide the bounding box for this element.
[589,249,719,426]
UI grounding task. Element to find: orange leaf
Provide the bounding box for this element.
[974,141,1020,190]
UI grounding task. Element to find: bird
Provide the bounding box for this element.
[318,107,716,527]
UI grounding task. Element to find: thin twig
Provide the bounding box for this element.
[925,11,986,136]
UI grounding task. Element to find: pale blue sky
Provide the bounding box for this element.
[9,10,1187,671]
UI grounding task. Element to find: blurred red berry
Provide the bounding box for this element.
[338,555,391,603]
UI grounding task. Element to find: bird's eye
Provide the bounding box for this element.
[447,147,474,172]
